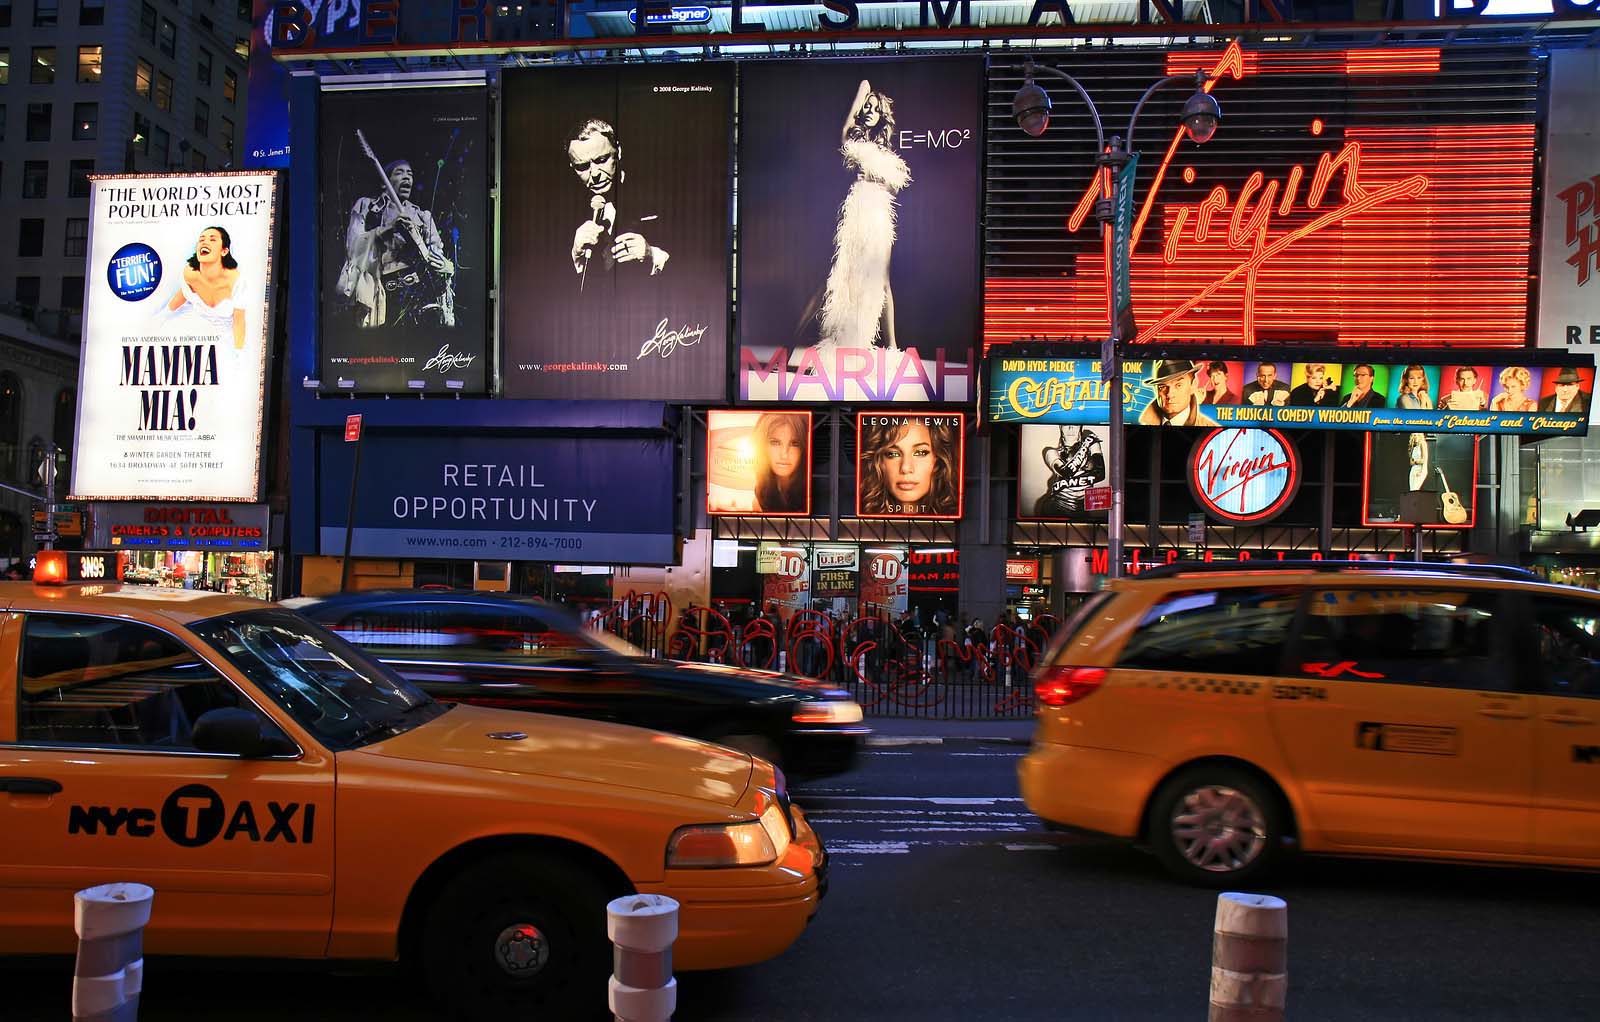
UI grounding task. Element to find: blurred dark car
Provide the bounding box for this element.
[285,590,867,778]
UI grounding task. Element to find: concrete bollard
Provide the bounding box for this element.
[1209,891,1287,1022]
[72,882,155,1022]
[607,894,678,1022]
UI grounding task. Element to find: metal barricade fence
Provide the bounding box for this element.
[590,592,1056,720]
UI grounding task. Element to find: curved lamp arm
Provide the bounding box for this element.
[1023,62,1106,156]
[1126,71,1207,153]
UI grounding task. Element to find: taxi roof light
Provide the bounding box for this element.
[1035,665,1107,708]
[34,550,67,585]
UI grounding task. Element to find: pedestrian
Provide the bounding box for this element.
[964,618,989,681]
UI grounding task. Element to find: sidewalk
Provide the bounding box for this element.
[863,714,1036,747]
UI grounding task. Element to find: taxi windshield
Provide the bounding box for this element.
[190,608,443,749]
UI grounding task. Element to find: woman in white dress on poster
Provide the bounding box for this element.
[158,225,247,350]
[815,79,911,353]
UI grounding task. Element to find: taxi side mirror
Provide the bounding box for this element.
[193,708,297,758]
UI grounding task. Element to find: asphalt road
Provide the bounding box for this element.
[9,736,1598,1020]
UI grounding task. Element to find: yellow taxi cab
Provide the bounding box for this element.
[0,552,826,1017]
[1019,560,1600,885]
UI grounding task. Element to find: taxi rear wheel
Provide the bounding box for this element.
[1148,765,1287,887]
[421,852,611,1020]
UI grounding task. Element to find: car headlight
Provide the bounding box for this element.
[792,699,864,725]
[666,802,791,869]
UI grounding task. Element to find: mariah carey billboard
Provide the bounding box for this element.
[71,172,279,501]
[738,58,983,403]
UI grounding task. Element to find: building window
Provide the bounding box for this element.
[77,45,102,84]
[30,47,56,85]
[136,59,153,100]
[219,117,235,161]
[159,18,177,58]
[23,160,48,198]
[140,2,157,44]
[190,149,207,170]
[33,0,57,28]
[0,106,7,141]
[72,102,97,141]
[131,113,151,155]
[197,48,212,86]
[155,72,173,113]
[223,67,238,104]
[13,278,40,314]
[151,125,170,165]
[59,276,84,310]
[0,1,10,29]
[237,0,250,18]
[0,372,21,481]
[194,98,209,137]
[18,219,44,258]
[80,0,105,26]
[234,37,249,61]
[0,47,9,85]
[64,218,88,257]
[69,158,93,198]
[26,103,51,143]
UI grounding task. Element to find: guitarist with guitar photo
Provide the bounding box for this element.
[336,141,456,330]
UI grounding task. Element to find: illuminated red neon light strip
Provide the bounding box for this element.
[984,121,1535,350]
[1345,48,1441,74]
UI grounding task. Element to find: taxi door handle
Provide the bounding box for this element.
[1477,706,1529,720]
[0,777,62,795]
[1542,712,1595,726]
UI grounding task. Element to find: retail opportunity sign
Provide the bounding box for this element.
[71,172,279,502]
[316,433,676,563]
[987,352,1594,436]
[1187,429,1300,524]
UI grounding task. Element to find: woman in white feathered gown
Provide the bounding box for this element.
[816,79,911,352]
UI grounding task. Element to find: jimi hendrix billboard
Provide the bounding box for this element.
[317,84,489,394]
[738,58,983,404]
[987,352,1594,436]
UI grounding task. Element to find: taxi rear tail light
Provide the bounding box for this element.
[792,699,864,725]
[666,820,778,868]
[1035,666,1107,707]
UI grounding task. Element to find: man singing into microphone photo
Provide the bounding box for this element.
[566,118,669,286]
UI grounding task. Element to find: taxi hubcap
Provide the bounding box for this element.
[493,922,551,977]
[1171,785,1267,873]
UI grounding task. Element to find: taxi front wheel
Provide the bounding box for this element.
[420,852,612,1020]
[1148,765,1288,887]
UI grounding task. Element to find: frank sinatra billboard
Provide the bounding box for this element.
[988,352,1594,436]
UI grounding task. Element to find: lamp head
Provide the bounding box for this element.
[1012,78,1052,138]
[1181,89,1221,144]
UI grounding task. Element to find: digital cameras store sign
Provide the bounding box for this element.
[72,172,279,502]
[317,434,677,564]
[738,58,983,403]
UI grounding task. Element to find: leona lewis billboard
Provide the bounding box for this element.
[318,84,489,393]
[500,65,733,401]
[71,172,279,502]
[739,58,983,403]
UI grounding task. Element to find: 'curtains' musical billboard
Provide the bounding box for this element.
[988,352,1594,436]
[318,85,489,393]
[500,65,733,401]
[71,172,279,502]
[738,58,983,403]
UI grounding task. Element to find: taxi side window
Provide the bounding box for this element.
[1115,588,1298,676]
[16,614,241,748]
[333,603,584,664]
[1294,589,1506,690]
[1530,598,1600,699]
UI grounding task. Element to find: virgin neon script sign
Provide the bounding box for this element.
[1069,41,1432,345]
[1187,427,1300,524]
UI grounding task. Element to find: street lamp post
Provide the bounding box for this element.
[1012,64,1220,579]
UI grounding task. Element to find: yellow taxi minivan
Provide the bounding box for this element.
[0,553,826,1018]
[1020,561,1600,885]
